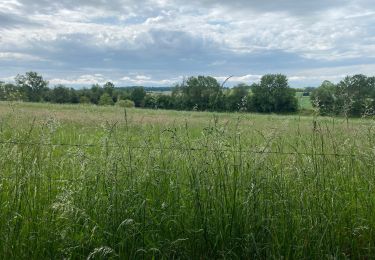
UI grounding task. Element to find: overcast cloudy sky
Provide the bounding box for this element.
[0,0,374,87]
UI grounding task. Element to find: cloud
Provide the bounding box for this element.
[0,0,374,87]
[47,73,181,86]
[120,75,181,85]
[0,52,44,61]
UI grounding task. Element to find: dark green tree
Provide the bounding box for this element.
[89,84,104,104]
[156,94,173,109]
[50,85,71,103]
[310,80,337,115]
[251,74,298,113]
[178,76,223,111]
[103,82,115,97]
[143,95,157,108]
[336,75,373,116]
[225,83,250,111]
[15,71,48,102]
[130,87,146,107]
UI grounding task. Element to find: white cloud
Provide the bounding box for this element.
[215,75,262,84]
[289,63,375,82]
[49,74,111,85]
[48,73,181,86]
[0,0,23,13]
[0,1,370,59]
[0,0,374,86]
[120,75,181,85]
[0,52,44,61]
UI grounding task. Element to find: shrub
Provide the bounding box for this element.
[99,93,114,106]
[79,96,91,104]
[116,99,135,108]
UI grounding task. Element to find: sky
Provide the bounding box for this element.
[0,0,374,88]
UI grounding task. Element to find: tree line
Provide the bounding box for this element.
[0,71,301,113]
[5,71,374,116]
[310,74,375,117]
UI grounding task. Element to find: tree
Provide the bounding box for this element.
[103,82,115,97]
[251,74,297,113]
[99,93,114,106]
[15,71,48,102]
[178,76,223,111]
[156,94,173,109]
[369,77,375,113]
[130,87,146,107]
[225,83,250,111]
[89,84,104,104]
[336,75,373,116]
[70,88,80,103]
[143,94,157,108]
[171,84,185,110]
[50,85,71,103]
[310,80,336,115]
[0,82,23,101]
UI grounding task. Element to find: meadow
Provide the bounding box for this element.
[1,101,375,259]
[296,92,313,111]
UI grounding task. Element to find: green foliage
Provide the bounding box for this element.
[0,82,23,101]
[79,95,91,104]
[310,80,336,115]
[225,83,251,111]
[49,85,79,104]
[116,99,135,108]
[311,75,375,117]
[89,84,104,104]
[0,72,307,113]
[103,81,115,97]
[15,71,48,102]
[156,94,173,109]
[143,94,157,108]
[336,75,374,116]
[130,87,146,107]
[98,93,114,106]
[143,94,174,109]
[252,74,298,113]
[9,71,375,117]
[177,76,223,111]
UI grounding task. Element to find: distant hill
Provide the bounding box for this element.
[116,86,173,92]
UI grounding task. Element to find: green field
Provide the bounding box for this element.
[296,92,313,110]
[1,102,375,258]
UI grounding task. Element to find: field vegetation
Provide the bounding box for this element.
[1,101,375,258]
[1,72,300,113]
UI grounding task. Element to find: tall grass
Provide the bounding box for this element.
[1,102,375,258]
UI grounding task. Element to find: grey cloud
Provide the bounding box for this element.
[12,0,375,15]
[182,0,353,14]
[11,0,155,14]
[181,0,375,16]
[0,0,374,87]
[0,11,40,28]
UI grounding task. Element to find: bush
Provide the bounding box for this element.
[79,96,90,104]
[116,99,135,108]
[99,93,114,106]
